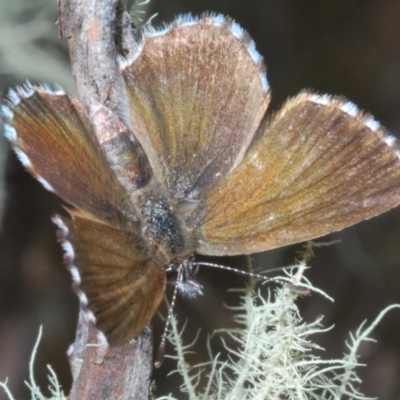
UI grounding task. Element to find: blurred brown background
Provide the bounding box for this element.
[1,0,400,399]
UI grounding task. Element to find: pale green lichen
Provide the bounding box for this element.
[126,0,158,29]
[0,326,66,400]
[157,250,400,400]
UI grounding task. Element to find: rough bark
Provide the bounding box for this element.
[58,1,153,398]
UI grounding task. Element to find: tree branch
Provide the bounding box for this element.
[58,1,153,398]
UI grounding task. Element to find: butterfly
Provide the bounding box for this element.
[2,13,400,349]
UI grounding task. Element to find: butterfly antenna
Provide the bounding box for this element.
[194,261,309,294]
[154,268,181,368]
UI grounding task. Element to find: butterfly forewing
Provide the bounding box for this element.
[121,15,270,201]
[2,86,135,228]
[193,92,400,255]
[55,211,166,344]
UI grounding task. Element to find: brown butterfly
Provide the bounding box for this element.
[3,14,400,349]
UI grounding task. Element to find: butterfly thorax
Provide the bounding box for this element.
[139,194,204,299]
[133,185,204,298]
[135,190,195,265]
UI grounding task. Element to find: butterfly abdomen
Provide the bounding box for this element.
[90,102,152,192]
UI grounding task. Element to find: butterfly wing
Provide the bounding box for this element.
[121,15,270,200]
[54,211,166,344]
[191,93,400,255]
[2,85,135,227]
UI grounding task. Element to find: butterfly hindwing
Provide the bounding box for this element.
[193,92,400,255]
[54,211,166,344]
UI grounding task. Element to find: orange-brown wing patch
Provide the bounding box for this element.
[193,92,400,255]
[54,211,166,344]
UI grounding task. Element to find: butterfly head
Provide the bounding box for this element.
[166,256,203,299]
